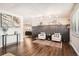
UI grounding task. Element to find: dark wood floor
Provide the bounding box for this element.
[0,37,77,56]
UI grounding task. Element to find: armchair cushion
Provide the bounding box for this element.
[38,32,46,39]
[52,33,61,42]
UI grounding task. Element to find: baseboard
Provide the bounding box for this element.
[70,42,79,55]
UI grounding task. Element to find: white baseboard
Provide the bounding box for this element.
[70,42,79,55]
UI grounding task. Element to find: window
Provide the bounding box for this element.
[72,8,79,35]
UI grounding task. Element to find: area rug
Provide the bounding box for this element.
[2,52,15,56]
[33,40,62,48]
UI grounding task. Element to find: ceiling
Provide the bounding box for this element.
[0,3,74,18]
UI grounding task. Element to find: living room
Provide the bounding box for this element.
[0,3,79,56]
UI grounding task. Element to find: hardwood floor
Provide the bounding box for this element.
[0,37,77,56]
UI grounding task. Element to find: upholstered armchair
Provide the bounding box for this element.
[51,33,61,42]
[38,32,46,39]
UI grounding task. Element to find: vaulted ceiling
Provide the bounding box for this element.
[0,3,74,18]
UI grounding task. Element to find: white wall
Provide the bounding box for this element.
[70,4,79,55]
[0,28,3,47]
[0,36,2,47]
[31,16,69,26]
[0,13,23,48]
[6,27,21,45]
[70,32,79,55]
[0,27,21,48]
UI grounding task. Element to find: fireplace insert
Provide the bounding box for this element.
[25,31,32,35]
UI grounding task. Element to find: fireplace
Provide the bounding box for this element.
[25,31,32,36]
